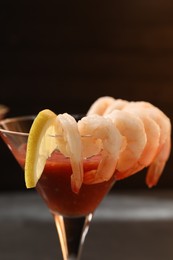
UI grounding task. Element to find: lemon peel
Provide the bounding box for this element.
[25,109,57,188]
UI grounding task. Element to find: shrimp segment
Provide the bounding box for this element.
[121,107,161,177]
[145,107,171,187]
[105,110,147,179]
[87,96,115,116]
[78,115,124,184]
[125,101,171,187]
[146,136,171,187]
[104,99,129,115]
[56,113,83,193]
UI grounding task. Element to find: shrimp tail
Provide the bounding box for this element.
[57,113,83,193]
[84,155,117,184]
[83,170,96,184]
[115,169,135,180]
[71,161,83,193]
[146,160,166,188]
[146,137,171,188]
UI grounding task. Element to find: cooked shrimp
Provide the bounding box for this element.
[104,99,129,115]
[105,110,147,179]
[85,96,171,187]
[146,136,171,187]
[78,115,124,184]
[87,96,115,116]
[124,101,171,187]
[121,106,161,176]
[56,113,83,193]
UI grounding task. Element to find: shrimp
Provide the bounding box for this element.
[126,101,171,187]
[104,99,129,115]
[55,113,83,193]
[146,136,171,187]
[121,106,161,177]
[86,97,171,187]
[87,96,115,116]
[78,115,124,184]
[105,110,147,180]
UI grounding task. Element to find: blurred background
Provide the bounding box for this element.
[0,0,173,191]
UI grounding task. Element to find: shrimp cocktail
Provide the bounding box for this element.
[0,96,171,260]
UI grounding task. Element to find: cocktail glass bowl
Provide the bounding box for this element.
[0,115,116,260]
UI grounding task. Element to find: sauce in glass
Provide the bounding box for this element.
[36,151,115,216]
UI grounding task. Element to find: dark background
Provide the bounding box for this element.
[0,0,173,191]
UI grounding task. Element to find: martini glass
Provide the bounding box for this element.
[0,115,116,260]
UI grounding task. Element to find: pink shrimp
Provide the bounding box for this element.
[86,97,171,187]
[126,102,171,187]
[105,110,147,180]
[87,96,115,116]
[104,99,129,115]
[56,113,83,193]
[78,115,124,184]
[121,106,161,177]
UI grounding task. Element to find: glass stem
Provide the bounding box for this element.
[53,213,93,260]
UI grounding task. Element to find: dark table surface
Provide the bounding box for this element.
[1,190,173,260]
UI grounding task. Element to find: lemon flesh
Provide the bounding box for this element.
[25,109,57,188]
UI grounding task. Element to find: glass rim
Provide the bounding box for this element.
[0,115,35,136]
[0,114,91,138]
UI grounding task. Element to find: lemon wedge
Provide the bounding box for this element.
[25,109,57,188]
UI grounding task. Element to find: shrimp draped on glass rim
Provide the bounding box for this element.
[26,96,171,193]
[86,96,171,188]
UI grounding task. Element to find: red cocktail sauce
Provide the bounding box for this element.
[17,149,115,217]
